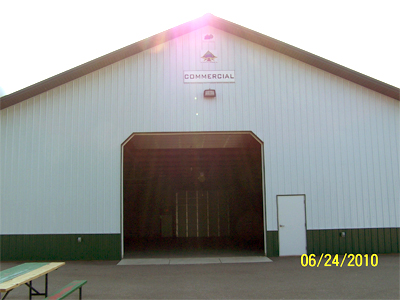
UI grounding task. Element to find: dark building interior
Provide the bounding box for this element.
[123,133,264,257]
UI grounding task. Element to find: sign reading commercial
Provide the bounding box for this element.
[184,71,235,83]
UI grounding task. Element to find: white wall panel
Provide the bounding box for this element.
[1,26,399,234]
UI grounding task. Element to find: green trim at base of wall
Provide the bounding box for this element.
[0,234,121,261]
[268,228,399,257]
[1,229,398,260]
[266,231,279,257]
[307,228,400,256]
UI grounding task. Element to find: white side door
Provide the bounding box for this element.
[277,195,307,256]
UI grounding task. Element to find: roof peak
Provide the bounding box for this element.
[0,14,398,108]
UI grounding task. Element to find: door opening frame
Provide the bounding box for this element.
[120,131,267,259]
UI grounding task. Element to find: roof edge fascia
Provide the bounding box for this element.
[1,14,399,110]
[209,16,399,101]
[0,15,210,110]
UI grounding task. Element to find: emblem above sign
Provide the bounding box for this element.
[202,33,215,42]
[201,50,218,63]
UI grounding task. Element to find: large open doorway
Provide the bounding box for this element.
[122,132,265,258]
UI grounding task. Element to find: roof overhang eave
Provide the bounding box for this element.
[1,14,399,110]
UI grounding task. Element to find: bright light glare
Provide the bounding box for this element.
[0,0,398,96]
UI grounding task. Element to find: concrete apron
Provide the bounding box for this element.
[118,256,272,265]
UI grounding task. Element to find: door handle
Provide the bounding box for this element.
[279,225,285,227]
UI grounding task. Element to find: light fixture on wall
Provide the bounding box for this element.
[204,89,216,98]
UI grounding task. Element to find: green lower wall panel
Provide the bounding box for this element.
[266,231,279,257]
[268,228,399,256]
[2,229,398,260]
[0,234,121,261]
[306,228,400,255]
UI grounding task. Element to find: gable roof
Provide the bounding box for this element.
[1,13,398,110]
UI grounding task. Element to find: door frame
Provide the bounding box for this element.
[120,131,267,259]
[276,194,307,256]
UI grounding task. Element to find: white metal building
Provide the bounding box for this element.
[1,14,399,260]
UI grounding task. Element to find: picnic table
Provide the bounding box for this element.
[0,262,65,300]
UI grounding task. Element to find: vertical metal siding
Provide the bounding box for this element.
[1,26,399,235]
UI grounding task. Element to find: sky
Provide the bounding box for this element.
[0,0,399,97]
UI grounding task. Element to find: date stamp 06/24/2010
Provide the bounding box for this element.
[301,254,378,267]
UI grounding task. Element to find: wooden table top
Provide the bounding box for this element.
[0,262,65,292]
